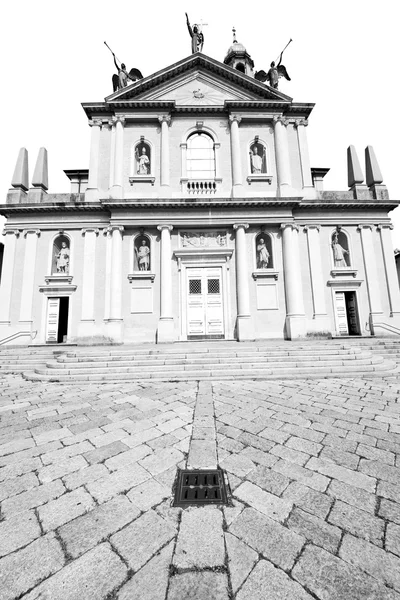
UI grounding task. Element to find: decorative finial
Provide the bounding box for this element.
[232,27,237,43]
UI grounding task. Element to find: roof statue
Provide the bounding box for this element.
[185,13,204,54]
[255,39,292,89]
[104,42,143,92]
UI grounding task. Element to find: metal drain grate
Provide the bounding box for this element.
[173,469,228,507]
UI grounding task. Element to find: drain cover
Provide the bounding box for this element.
[173,469,228,507]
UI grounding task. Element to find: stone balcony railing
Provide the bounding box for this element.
[182,179,222,194]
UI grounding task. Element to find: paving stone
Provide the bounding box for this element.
[234,481,292,522]
[38,487,95,532]
[167,571,229,600]
[319,445,360,469]
[58,495,140,558]
[270,443,311,466]
[147,433,179,450]
[0,471,39,502]
[246,465,290,495]
[387,522,400,557]
[356,443,396,464]
[104,445,151,471]
[22,542,127,600]
[328,499,384,546]
[378,480,400,503]
[285,435,322,456]
[0,478,65,517]
[34,427,72,445]
[282,423,325,443]
[41,440,94,465]
[306,456,376,492]
[220,453,255,477]
[229,508,305,571]
[259,426,290,444]
[117,540,174,600]
[0,456,41,482]
[340,533,400,591]
[236,559,314,600]
[287,506,342,553]
[83,440,129,465]
[327,479,376,513]
[0,532,65,600]
[238,431,275,452]
[273,458,330,492]
[139,447,184,475]
[225,532,258,594]
[127,477,171,511]
[359,458,400,485]
[0,510,41,557]
[111,509,176,572]
[155,499,182,526]
[282,481,333,519]
[157,416,187,434]
[173,506,225,569]
[86,462,151,503]
[0,437,35,457]
[62,463,109,490]
[379,498,400,524]
[38,455,88,484]
[293,543,399,600]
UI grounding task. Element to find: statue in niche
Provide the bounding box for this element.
[249,142,267,174]
[332,230,349,268]
[185,13,204,53]
[135,238,150,271]
[257,237,270,269]
[135,143,151,175]
[56,241,70,274]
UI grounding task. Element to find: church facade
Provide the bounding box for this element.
[1,42,399,347]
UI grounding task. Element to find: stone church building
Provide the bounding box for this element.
[1,38,399,346]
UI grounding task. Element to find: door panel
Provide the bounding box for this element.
[187,268,224,337]
[46,298,60,342]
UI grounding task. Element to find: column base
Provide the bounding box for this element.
[301,186,317,199]
[308,315,332,334]
[6,188,28,204]
[285,315,307,339]
[85,188,100,202]
[77,320,96,338]
[109,185,123,200]
[231,185,245,198]
[278,184,298,198]
[236,316,255,341]
[104,319,124,343]
[157,318,176,343]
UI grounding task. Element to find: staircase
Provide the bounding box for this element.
[17,341,399,383]
[0,347,58,374]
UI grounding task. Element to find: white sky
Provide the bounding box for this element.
[1,0,399,244]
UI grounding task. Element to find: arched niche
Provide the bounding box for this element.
[134,140,151,175]
[331,228,350,268]
[52,235,71,275]
[256,233,273,269]
[134,234,151,271]
[249,139,267,174]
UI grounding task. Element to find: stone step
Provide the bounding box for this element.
[24,360,398,383]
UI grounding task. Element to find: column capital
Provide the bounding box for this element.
[294,118,308,128]
[303,224,321,232]
[89,119,103,128]
[81,228,100,236]
[377,223,394,231]
[157,225,173,232]
[2,229,20,237]
[357,223,374,231]
[233,223,249,231]
[111,116,126,126]
[23,229,41,238]
[158,115,172,126]
[280,223,299,232]
[107,225,124,234]
[229,114,242,125]
[273,115,289,127]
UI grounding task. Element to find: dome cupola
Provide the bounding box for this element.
[224,28,254,77]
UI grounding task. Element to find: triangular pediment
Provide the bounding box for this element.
[105,53,292,105]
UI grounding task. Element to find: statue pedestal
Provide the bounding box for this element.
[236,316,255,341]
[157,318,176,343]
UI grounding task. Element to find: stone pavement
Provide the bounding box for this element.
[1,371,400,599]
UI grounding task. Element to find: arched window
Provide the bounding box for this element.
[331,228,350,268]
[134,140,151,175]
[256,233,273,269]
[134,234,151,271]
[52,235,70,275]
[249,140,267,174]
[236,63,245,73]
[187,132,215,180]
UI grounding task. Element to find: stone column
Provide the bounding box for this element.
[78,228,99,338]
[233,223,254,340]
[304,225,330,331]
[157,225,175,342]
[377,224,400,318]
[295,119,314,197]
[85,119,102,202]
[109,117,125,199]
[19,229,40,327]
[229,115,243,197]
[0,230,19,324]
[358,224,383,330]
[106,226,124,342]
[281,223,306,338]
[273,116,292,197]
[159,116,171,190]
[180,143,187,179]
[102,227,113,322]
